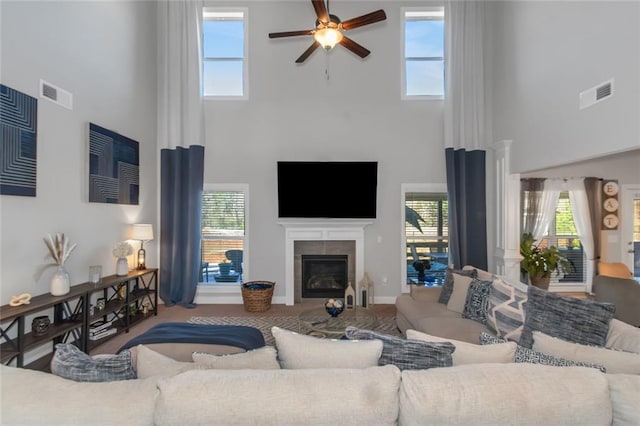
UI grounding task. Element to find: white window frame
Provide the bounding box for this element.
[401,7,445,101]
[202,7,249,100]
[401,183,448,293]
[197,183,249,298]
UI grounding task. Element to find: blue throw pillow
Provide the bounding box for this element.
[462,278,493,324]
[345,327,454,370]
[519,285,615,349]
[51,343,136,382]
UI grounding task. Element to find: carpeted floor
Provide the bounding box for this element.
[189,315,401,346]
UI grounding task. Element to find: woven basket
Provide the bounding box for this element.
[241,281,275,312]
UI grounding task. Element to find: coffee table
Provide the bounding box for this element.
[298,306,378,338]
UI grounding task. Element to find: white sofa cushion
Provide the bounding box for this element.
[406,329,516,365]
[154,366,401,426]
[606,318,640,353]
[607,373,640,425]
[136,344,203,379]
[271,326,382,369]
[0,364,159,425]
[532,331,640,375]
[192,346,280,369]
[399,363,612,425]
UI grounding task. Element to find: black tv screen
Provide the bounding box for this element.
[277,161,378,219]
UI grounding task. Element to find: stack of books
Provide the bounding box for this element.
[89,319,116,340]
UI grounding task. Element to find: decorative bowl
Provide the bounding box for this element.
[324,298,345,317]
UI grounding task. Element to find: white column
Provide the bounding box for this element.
[491,140,521,282]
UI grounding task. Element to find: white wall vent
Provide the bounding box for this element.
[40,79,73,110]
[579,78,614,110]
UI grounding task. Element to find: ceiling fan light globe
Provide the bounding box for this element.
[314,27,343,49]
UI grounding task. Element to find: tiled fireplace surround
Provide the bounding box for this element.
[279,220,373,305]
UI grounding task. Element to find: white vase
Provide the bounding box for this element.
[51,265,70,296]
[116,258,129,276]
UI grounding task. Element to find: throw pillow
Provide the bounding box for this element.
[135,345,203,379]
[192,346,280,369]
[607,374,640,426]
[51,343,136,382]
[461,278,493,324]
[345,326,454,370]
[438,267,478,304]
[406,329,516,365]
[479,332,606,372]
[486,277,527,343]
[532,331,640,375]
[271,326,382,369]
[519,285,615,349]
[606,318,640,354]
[445,273,475,314]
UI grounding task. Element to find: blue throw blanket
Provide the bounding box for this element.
[118,322,265,353]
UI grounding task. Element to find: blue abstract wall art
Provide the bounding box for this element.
[0,84,38,197]
[89,122,139,205]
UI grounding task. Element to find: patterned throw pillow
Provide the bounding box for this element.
[51,343,136,382]
[438,267,478,304]
[345,327,454,371]
[462,279,493,324]
[519,285,615,349]
[486,278,527,343]
[479,332,606,372]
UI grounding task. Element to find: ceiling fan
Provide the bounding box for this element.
[268,0,387,64]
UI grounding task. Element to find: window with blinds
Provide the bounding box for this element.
[201,185,247,283]
[405,191,449,284]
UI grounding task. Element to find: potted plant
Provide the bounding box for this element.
[520,232,573,289]
[218,260,232,276]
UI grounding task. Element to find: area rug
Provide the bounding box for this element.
[188,315,401,346]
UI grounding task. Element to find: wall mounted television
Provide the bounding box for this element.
[277,161,378,219]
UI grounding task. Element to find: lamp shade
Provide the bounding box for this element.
[131,224,153,241]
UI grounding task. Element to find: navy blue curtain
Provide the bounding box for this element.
[160,145,204,308]
[445,148,487,270]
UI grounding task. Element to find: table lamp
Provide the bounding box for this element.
[131,224,153,270]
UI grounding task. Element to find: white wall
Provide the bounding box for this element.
[3,0,636,305]
[489,1,640,173]
[203,1,448,302]
[0,1,157,304]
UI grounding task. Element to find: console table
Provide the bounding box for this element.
[0,268,157,371]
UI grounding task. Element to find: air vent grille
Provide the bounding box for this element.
[596,82,612,100]
[40,79,72,110]
[579,78,614,110]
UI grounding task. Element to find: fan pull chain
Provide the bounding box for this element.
[325,54,330,81]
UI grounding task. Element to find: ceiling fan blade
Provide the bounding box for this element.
[295,41,320,63]
[311,0,329,24]
[340,9,387,31]
[269,30,314,39]
[339,36,370,59]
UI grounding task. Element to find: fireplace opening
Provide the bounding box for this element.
[301,255,348,299]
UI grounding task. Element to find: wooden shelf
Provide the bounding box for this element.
[0,268,157,371]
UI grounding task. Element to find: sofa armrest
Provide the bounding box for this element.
[409,286,442,302]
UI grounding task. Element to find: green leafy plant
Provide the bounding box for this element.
[520,232,573,278]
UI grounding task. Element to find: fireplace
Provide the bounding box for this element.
[301,255,348,299]
[278,219,373,305]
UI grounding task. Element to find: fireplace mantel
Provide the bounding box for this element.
[278,219,374,305]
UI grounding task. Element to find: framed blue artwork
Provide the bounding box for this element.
[0,84,38,197]
[89,122,139,205]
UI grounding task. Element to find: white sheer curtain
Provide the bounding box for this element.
[444,0,486,150]
[157,0,204,149]
[532,179,561,242]
[566,179,595,292]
